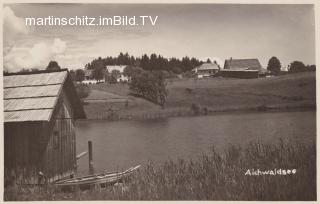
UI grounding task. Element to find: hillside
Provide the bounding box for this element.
[83,72,316,119]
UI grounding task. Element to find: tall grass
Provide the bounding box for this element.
[4,141,316,201]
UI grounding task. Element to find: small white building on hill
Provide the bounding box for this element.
[106,65,129,82]
[192,62,220,78]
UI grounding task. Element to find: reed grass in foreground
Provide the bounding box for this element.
[4,141,316,201]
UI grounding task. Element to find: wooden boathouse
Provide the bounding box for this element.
[4,70,86,185]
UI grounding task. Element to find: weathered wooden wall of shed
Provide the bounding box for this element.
[43,89,76,182]
[4,122,48,185]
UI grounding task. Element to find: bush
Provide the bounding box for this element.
[129,70,168,108]
[182,71,194,78]
[289,61,306,73]
[267,56,281,75]
[75,83,90,101]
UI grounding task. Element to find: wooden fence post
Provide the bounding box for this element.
[88,141,94,175]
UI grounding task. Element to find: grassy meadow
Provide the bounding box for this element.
[4,141,316,201]
[83,72,316,119]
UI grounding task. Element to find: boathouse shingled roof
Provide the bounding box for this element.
[4,70,86,122]
[223,58,262,71]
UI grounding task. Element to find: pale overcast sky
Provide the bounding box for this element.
[3,3,316,71]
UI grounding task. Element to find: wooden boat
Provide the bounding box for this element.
[54,165,141,187]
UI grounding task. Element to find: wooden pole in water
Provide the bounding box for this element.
[88,141,94,175]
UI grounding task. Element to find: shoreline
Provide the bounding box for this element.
[79,103,316,122]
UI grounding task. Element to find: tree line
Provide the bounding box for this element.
[85,52,203,74]
[267,56,316,75]
[4,55,316,79]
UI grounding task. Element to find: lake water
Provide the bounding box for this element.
[75,111,316,175]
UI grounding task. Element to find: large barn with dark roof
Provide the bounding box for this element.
[4,70,86,185]
[221,58,262,79]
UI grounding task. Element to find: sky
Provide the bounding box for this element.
[3,3,316,72]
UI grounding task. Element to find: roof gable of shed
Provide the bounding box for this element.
[4,70,86,123]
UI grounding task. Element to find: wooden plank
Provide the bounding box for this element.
[53,120,57,179]
[60,118,63,176]
[76,151,88,160]
[69,120,71,170]
[57,118,60,177]
[66,120,69,170]
[62,118,65,175]
[47,131,51,178]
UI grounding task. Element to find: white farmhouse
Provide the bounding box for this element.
[192,62,220,78]
[106,65,129,82]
